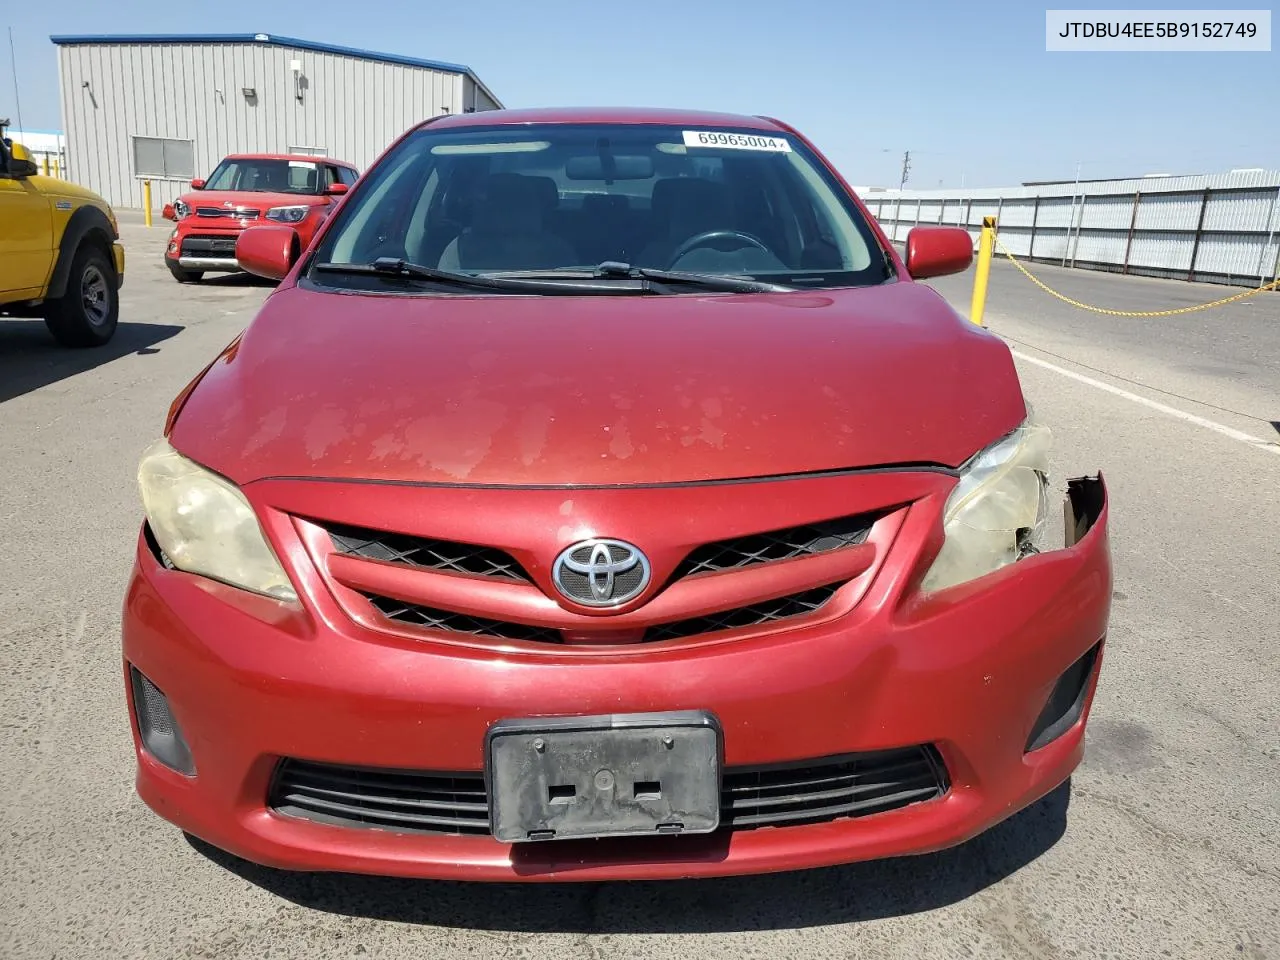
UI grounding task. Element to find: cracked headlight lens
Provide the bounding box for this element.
[920,417,1052,593]
[137,438,297,601]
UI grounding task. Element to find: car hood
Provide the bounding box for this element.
[170,281,1027,487]
[177,190,327,211]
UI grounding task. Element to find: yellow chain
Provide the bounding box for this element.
[991,233,1280,317]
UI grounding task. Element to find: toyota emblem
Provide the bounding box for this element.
[552,539,650,607]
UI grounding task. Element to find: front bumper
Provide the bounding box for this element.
[166,226,246,273]
[112,241,126,288]
[122,473,1111,881]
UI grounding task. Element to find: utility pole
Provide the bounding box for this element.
[899,150,911,189]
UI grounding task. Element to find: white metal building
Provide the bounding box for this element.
[51,33,503,209]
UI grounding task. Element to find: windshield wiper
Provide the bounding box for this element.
[594,261,794,293]
[313,258,646,294]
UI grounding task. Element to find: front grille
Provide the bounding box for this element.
[368,594,563,644]
[269,746,947,837]
[271,759,491,836]
[326,523,530,582]
[361,583,839,645]
[671,514,878,580]
[196,206,260,219]
[643,584,840,643]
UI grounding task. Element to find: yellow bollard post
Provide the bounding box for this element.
[143,179,153,228]
[969,216,997,326]
[42,155,50,176]
[52,158,60,179]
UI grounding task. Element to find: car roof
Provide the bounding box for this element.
[223,153,357,168]
[422,106,789,133]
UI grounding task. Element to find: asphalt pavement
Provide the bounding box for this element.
[1,219,1277,959]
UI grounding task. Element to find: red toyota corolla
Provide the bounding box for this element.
[124,107,1111,882]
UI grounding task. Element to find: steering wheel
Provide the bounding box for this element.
[668,229,772,267]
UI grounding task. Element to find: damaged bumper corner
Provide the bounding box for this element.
[1065,473,1107,548]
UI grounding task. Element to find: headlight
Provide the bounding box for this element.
[919,418,1052,593]
[171,199,190,220]
[265,205,311,223]
[137,438,297,601]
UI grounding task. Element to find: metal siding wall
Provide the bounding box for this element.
[867,170,1280,287]
[56,39,485,207]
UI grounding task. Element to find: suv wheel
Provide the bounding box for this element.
[44,245,120,348]
[167,261,204,284]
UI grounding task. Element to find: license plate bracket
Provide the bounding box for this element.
[486,711,722,843]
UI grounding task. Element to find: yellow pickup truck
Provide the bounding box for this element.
[1,129,126,347]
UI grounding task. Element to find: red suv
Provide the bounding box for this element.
[126,108,1111,882]
[161,153,358,282]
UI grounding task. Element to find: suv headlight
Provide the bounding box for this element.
[171,199,190,220]
[265,205,310,223]
[137,438,297,601]
[919,418,1052,594]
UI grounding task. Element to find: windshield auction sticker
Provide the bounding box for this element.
[1046,10,1271,50]
[683,131,793,152]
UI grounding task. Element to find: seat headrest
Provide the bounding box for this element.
[470,172,560,233]
[650,178,733,236]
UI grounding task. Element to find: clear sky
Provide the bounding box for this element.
[3,0,1276,188]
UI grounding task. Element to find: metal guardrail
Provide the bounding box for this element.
[862,170,1280,289]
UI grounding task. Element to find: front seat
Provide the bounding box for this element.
[437,173,577,272]
[635,178,735,268]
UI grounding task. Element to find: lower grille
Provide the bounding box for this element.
[269,746,947,837]
[180,235,240,255]
[272,759,491,836]
[721,746,948,829]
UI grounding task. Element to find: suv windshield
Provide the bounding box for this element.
[308,123,892,293]
[205,158,323,194]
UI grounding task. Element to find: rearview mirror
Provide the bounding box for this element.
[7,141,40,178]
[190,178,206,190]
[903,226,974,279]
[325,182,349,196]
[162,203,176,221]
[235,225,300,281]
[564,154,654,181]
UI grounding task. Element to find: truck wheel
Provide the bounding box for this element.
[44,245,120,348]
[167,261,203,283]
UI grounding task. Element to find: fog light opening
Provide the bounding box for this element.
[1025,641,1103,753]
[129,666,196,776]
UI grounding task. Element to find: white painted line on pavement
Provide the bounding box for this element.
[1010,348,1280,456]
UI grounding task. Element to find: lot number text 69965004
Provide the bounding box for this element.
[682,131,793,152]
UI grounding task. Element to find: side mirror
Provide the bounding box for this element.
[161,203,176,221]
[903,226,974,279]
[325,182,349,196]
[190,178,206,190]
[235,225,300,280]
[7,141,40,178]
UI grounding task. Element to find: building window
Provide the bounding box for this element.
[131,136,195,180]
[288,145,328,157]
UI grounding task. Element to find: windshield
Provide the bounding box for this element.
[307,123,891,293]
[205,158,323,194]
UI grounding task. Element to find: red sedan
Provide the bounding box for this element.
[161,153,358,283]
[125,107,1111,882]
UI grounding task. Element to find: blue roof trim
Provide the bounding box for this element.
[49,33,502,106]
